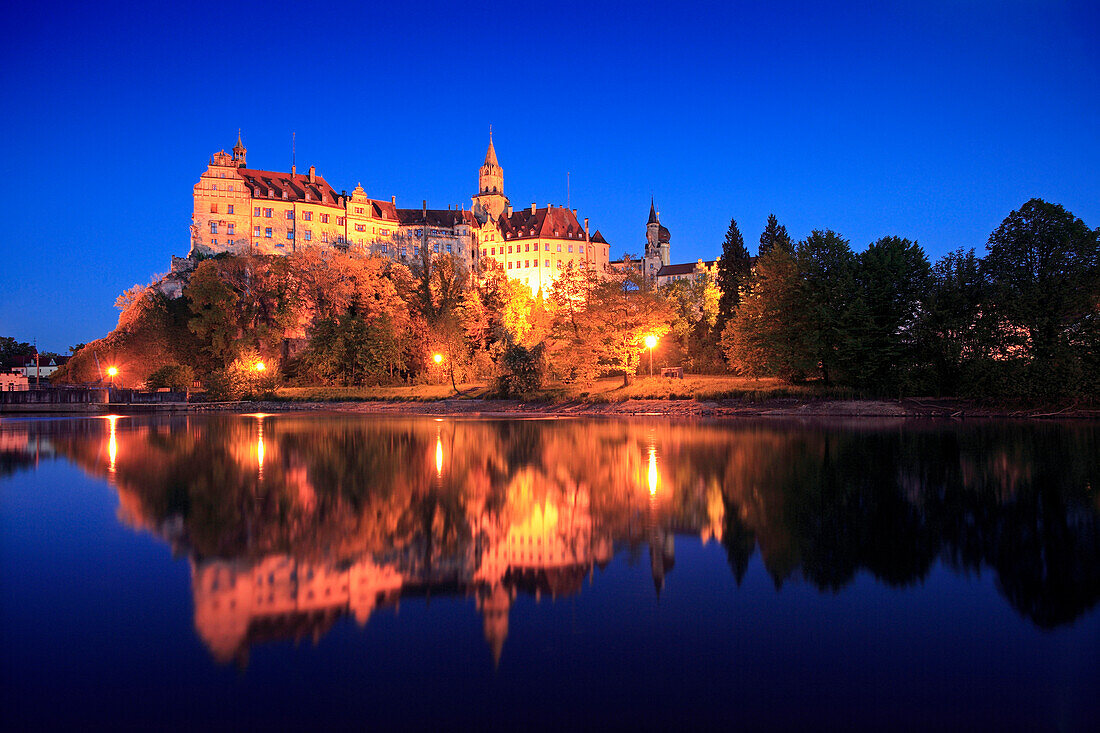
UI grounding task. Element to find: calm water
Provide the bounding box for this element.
[1,414,1097,730]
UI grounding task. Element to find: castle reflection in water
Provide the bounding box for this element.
[4,414,1098,667]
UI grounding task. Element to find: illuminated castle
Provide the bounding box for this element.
[190,132,611,294]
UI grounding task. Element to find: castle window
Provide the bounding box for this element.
[254,207,261,216]
[287,230,294,240]
[265,228,273,238]
[210,222,217,234]
[212,184,217,191]
[355,207,364,214]
[483,248,488,256]
[525,260,529,268]
[321,232,329,243]
[337,217,345,226]
[303,211,312,221]
[304,230,311,241]
[433,243,439,253]
[286,210,293,220]
[557,244,562,252]
[545,260,550,268]
[545,244,550,251]
[210,204,218,213]
[491,247,495,255]
[556,261,562,269]
[568,245,574,253]
[321,213,330,224]
[254,226,261,237]
[507,262,512,269]
[227,224,235,235]
[264,208,273,218]
[380,229,390,236]
[580,245,585,254]
[508,246,513,254]
[355,224,366,232]
[525,244,530,252]
[227,205,234,215]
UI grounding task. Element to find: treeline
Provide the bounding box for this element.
[56,197,1097,402]
[717,198,1099,400]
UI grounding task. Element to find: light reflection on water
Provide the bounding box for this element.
[1,414,1098,729]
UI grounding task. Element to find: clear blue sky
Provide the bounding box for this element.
[2,0,1097,352]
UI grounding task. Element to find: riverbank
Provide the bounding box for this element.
[187,396,1098,419]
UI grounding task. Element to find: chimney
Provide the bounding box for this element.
[584,218,589,239]
[308,165,316,183]
[573,208,577,217]
[391,195,396,205]
[530,202,536,215]
[423,200,427,218]
[291,164,296,176]
[505,203,512,217]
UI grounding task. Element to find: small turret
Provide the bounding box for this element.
[232,130,247,168]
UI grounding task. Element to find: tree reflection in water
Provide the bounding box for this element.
[11,415,1098,665]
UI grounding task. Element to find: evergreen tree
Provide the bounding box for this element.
[758,214,792,256]
[855,236,931,392]
[716,217,752,335]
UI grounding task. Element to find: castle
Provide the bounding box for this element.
[191,133,611,294]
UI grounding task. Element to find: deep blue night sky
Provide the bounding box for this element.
[1,0,1097,352]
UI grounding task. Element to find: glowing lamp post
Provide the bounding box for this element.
[644,335,658,377]
[432,353,444,365]
[253,361,266,372]
[106,366,119,388]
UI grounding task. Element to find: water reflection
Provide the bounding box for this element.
[3,415,1098,667]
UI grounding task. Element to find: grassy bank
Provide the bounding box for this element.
[275,375,858,404]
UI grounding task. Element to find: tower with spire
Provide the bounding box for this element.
[232,130,247,168]
[644,199,671,281]
[471,128,509,222]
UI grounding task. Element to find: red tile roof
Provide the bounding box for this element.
[395,208,478,227]
[236,168,343,208]
[499,206,587,241]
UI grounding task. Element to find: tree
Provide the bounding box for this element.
[146,364,195,391]
[0,337,34,365]
[795,230,864,385]
[758,214,792,256]
[984,199,1099,397]
[911,249,989,396]
[721,246,816,379]
[716,217,752,335]
[855,236,931,392]
[584,269,674,385]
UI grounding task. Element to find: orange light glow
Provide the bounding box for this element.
[647,447,659,496]
[107,415,118,475]
[435,436,444,476]
[644,335,658,350]
[432,353,444,365]
[256,416,265,479]
[254,361,266,372]
[106,366,119,377]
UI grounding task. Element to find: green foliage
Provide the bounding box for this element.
[146,364,195,391]
[495,342,546,397]
[716,217,752,335]
[0,337,35,365]
[758,214,792,256]
[854,236,932,392]
[983,198,1099,399]
[205,351,279,400]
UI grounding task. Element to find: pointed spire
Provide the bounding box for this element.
[648,197,658,225]
[484,125,498,168]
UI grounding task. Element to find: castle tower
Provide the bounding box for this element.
[472,129,509,222]
[232,130,247,168]
[644,199,671,281]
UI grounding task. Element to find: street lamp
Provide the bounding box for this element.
[253,361,266,372]
[644,335,658,377]
[432,353,444,365]
[106,366,119,388]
